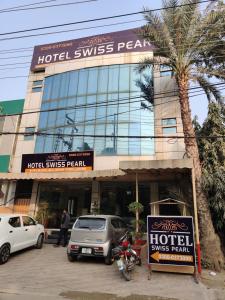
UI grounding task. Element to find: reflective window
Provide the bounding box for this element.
[162,127,177,134]
[24,127,35,141]
[35,64,154,156]
[22,216,36,226]
[162,118,176,126]
[33,80,43,87]
[8,217,21,228]
[32,87,42,93]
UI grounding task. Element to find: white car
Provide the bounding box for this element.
[0,214,44,264]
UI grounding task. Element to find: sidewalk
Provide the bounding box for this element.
[0,245,224,300]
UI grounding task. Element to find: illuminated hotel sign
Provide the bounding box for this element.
[31,28,154,70]
[21,151,94,173]
[147,216,196,267]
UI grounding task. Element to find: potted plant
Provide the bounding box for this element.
[128,202,146,245]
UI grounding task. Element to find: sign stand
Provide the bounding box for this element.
[147,216,198,283]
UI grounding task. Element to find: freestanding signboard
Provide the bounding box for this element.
[147,216,196,268]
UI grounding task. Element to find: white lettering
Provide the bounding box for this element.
[52,53,59,61]
[150,234,158,245]
[159,234,168,245]
[143,40,151,47]
[168,235,176,245]
[97,45,105,55]
[37,56,45,64]
[117,42,125,51]
[177,235,185,246]
[83,47,93,57]
[58,52,65,61]
[134,40,142,49]
[74,50,81,58]
[66,52,71,59]
[126,41,133,49]
[106,44,114,53]
[45,55,52,63]
[185,236,193,247]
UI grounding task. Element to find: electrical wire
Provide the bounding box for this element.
[0,0,212,37]
[0,0,98,14]
[0,82,224,118]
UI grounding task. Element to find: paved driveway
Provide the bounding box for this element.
[0,245,224,300]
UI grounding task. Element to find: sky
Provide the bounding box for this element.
[0,0,214,124]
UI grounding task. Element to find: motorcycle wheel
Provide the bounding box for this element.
[137,257,142,266]
[121,269,131,281]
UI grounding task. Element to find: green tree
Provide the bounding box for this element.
[194,103,225,253]
[138,0,225,269]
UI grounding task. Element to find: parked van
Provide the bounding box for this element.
[67,215,127,264]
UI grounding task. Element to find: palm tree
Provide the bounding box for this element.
[138,0,225,269]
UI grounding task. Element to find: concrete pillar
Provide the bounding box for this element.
[6,181,17,210]
[150,182,159,215]
[90,181,100,214]
[29,181,40,217]
[0,181,9,205]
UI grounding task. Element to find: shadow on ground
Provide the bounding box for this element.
[60,291,177,300]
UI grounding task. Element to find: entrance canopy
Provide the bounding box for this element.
[0,169,125,181]
[0,159,193,182]
[119,159,193,173]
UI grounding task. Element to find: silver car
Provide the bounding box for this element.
[67,215,127,264]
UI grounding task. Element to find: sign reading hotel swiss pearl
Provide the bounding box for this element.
[21,151,94,173]
[147,216,196,267]
[31,28,154,70]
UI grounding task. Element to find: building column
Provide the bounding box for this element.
[90,181,100,214]
[29,181,40,217]
[5,181,17,210]
[0,181,9,205]
[150,182,159,215]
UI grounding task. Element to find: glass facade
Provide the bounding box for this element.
[35,64,154,156]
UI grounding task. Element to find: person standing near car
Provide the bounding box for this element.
[54,209,70,247]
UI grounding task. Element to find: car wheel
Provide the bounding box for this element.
[104,246,113,265]
[67,254,77,262]
[36,234,44,249]
[0,244,10,264]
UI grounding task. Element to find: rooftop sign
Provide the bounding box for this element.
[31,28,154,71]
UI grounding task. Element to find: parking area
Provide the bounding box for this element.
[0,245,224,300]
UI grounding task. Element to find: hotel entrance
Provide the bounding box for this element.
[36,182,92,228]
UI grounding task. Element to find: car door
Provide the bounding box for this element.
[111,218,121,245]
[22,216,38,247]
[117,219,128,239]
[7,216,26,252]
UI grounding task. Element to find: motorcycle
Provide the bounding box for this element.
[112,232,142,281]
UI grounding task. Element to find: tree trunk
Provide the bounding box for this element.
[176,73,224,270]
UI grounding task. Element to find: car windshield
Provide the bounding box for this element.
[75,218,106,230]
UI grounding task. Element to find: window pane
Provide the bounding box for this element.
[162,118,176,126]
[33,80,43,86]
[77,69,88,95]
[162,127,177,134]
[32,87,42,93]
[88,68,98,94]
[98,66,108,93]
[24,127,35,141]
[119,65,130,91]
[108,66,119,93]
[68,71,79,97]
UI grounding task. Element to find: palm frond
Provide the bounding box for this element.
[136,75,154,105]
[197,67,225,81]
[137,56,170,73]
[191,74,223,104]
